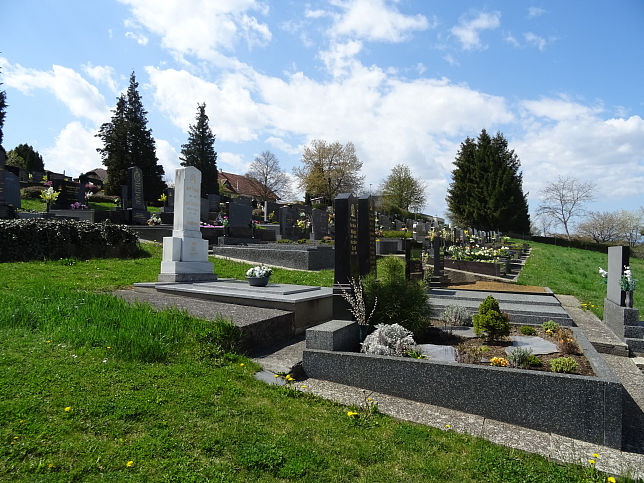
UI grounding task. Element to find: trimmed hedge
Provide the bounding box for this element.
[0,218,140,262]
[508,233,626,254]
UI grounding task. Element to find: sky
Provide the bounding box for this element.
[1,0,643,223]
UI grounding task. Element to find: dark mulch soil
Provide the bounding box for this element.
[418,323,595,377]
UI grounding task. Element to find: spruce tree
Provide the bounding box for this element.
[446,129,530,233]
[180,103,218,197]
[96,72,165,200]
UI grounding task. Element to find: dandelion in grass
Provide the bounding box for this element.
[64,406,71,412]
[592,453,599,458]
[301,385,306,389]
[347,411,358,417]
[126,460,134,467]
[607,477,616,483]
[445,424,451,429]
[46,340,51,344]
[48,464,53,469]
[274,374,279,378]
[239,363,244,367]
[588,459,595,465]
[19,420,23,425]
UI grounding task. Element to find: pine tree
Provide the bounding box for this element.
[96,72,165,200]
[180,103,218,197]
[7,144,45,172]
[446,129,530,233]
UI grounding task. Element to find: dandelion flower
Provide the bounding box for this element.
[445,424,451,429]
[301,385,306,388]
[19,420,23,425]
[274,374,279,378]
[592,453,599,458]
[589,459,595,465]
[13,436,18,440]
[347,411,358,417]
[64,407,71,412]
[46,340,51,344]
[48,464,53,469]
[608,477,616,483]
[126,460,134,467]
[239,363,244,367]
[106,346,111,350]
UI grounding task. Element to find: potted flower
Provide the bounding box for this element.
[621,266,638,308]
[246,265,273,287]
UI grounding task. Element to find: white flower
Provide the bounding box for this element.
[246,265,273,278]
[599,267,608,278]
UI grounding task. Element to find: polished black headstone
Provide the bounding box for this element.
[358,195,376,278]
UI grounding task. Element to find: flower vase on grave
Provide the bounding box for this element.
[625,291,634,308]
[246,275,270,287]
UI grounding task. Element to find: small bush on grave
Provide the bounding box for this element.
[527,354,542,367]
[555,328,579,355]
[507,347,533,368]
[541,320,559,332]
[472,296,510,341]
[440,305,471,327]
[361,323,417,357]
[276,238,294,244]
[550,356,578,373]
[380,230,412,239]
[520,325,536,335]
[363,257,429,337]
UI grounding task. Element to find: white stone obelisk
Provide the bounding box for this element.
[158,166,216,282]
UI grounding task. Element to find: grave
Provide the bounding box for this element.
[603,246,643,354]
[264,200,279,223]
[158,166,217,282]
[128,166,149,224]
[311,208,328,240]
[279,205,298,240]
[357,195,376,277]
[333,193,360,319]
[0,151,21,218]
[404,238,424,281]
[51,178,80,210]
[379,214,392,230]
[429,237,448,287]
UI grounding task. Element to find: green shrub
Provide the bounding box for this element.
[507,347,533,368]
[380,230,412,239]
[21,185,46,199]
[276,238,294,244]
[520,325,536,335]
[297,238,308,244]
[541,320,559,332]
[550,356,578,373]
[472,296,510,341]
[440,305,471,327]
[527,354,542,367]
[363,257,429,336]
[0,218,140,262]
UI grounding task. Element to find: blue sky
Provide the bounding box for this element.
[1,0,643,223]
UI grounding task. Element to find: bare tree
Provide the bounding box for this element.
[245,150,288,201]
[576,211,621,243]
[532,212,554,237]
[617,209,643,247]
[537,176,595,240]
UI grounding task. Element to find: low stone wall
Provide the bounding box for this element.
[211,243,335,270]
[303,320,623,449]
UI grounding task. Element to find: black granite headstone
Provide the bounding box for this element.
[334,193,360,285]
[51,179,80,209]
[264,201,279,222]
[121,185,129,209]
[405,238,424,281]
[167,188,175,212]
[311,208,329,240]
[128,166,148,224]
[358,195,376,277]
[429,237,447,287]
[280,206,298,239]
[207,193,220,213]
[228,197,252,227]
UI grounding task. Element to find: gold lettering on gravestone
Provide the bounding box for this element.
[133,169,144,207]
[349,203,358,255]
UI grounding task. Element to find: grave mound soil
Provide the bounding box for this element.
[447,281,547,293]
[420,323,595,377]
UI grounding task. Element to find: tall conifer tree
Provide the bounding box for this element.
[97,72,165,200]
[446,129,530,233]
[180,103,218,197]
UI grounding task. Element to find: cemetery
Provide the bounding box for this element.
[1,161,643,479]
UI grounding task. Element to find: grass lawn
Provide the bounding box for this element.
[516,239,643,319]
[0,244,614,481]
[18,198,161,213]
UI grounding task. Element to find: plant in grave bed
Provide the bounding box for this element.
[440,304,471,328]
[550,356,578,374]
[340,277,377,338]
[541,320,559,336]
[507,346,534,369]
[520,325,536,335]
[472,296,510,341]
[363,257,429,337]
[555,328,579,355]
[361,323,417,357]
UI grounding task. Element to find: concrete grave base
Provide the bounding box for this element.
[304,319,623,449]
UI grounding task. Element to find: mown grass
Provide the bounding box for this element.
[18,198,161,212]
[517,240,643,318]
[0,243,628,480]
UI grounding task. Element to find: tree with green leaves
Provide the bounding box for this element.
[446,129,530,233]
[6,143,45,172]
[293,139,363,203]
[180,103,218,197]
[97,72,165,200]
[381,163,426,213]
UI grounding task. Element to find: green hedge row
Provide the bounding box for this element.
[0,218,140,262]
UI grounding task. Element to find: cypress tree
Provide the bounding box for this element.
[180,103,218,197]
[97,94,129,195]
[446,129,530,233]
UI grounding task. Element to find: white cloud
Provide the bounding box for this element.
[219,152,250,174]
[528,7,546,18]
[329,0,432,43]
[524,32,547,51]
[505,33,520,48]
[520,96,601,121]
[265,136,300,155]
[118,0,270,62]
[0,59,109,124]
[125,31,149,45]
[155,139,180,183]
[319,40,363,77]
[82,63,119,93]
[451,11,501,50]
[305,9,328,19]
[42,122,103,176]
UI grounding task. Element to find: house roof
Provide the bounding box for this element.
[218,171,279,200]
[85,168,108,182]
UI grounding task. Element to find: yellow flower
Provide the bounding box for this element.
[126,461,134,467]
[19,420,23,425]
[274,374,279,378]
[106,346,111,350]
[301,385,306,389]
[64,406,71,412]
[588,459,595,465]
[607,477,616,483]
[347,411,358,417]
[239,363,244,367]
[592,453,599,458]
[46,340,51,343]
[48,464,53,469]
[445,424,451,429]
[13,436,18,440]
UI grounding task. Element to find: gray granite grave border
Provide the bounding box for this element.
[303,320,623,449]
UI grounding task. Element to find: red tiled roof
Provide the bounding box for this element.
[218,171,279,200]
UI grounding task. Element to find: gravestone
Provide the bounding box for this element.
[280,206,298,239]
[413,221,427,243]
[358,195,376,277]
[167,188,175,212]
[121,185,129,209]
[394,220,404,231]
[0,150,21,217]
[405,239,424,281]
[228,198,252,227]
[200,198,209,221]
[333,193,360,319]
[379,214,392,230]
[311,208,328,240]
[429,237,448,288]
[128,166,149,224]
[264,201,279,223]
[208,194,220,213]
[51,179,80,210]
[78,174,90,205]
[159,166,216,282]
[607,246,630,306]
